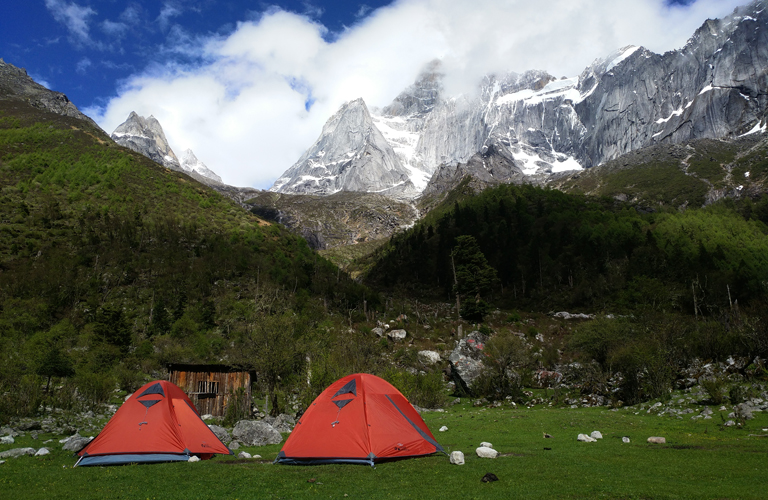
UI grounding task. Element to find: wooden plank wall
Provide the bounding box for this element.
[169,369,251,417]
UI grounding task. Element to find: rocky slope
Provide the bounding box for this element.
[0,59,100,129]
[272,0,768,200]
[179,148,223,183]
[243,190,419,251]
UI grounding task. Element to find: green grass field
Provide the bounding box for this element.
[2,400,767,500]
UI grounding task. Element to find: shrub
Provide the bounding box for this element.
[76,371,116,410]
[223,387,251,426]
[701,377,727,405]
[473,331,529,402]
[728,384,746,404]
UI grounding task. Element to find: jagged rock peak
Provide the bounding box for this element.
[270,98,418,198]
[179,148,223,183]
[383,60,443,117]
[111,111,180,171]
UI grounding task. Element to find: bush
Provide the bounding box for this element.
[728,384,746,405]
[473,331,529,402]
[223,387,251,426]
[76,371,116,410]
[383,368,448,409]
[701,377,727,405]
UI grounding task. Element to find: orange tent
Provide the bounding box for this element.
[75,380,232,466]
[276,373,444,466]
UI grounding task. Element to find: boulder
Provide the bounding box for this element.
[207,424,231,444]
[188,456,200,462]
[448,331,488,391]
[15,420,42,431]
[480,441,493,448]
[450,451,465,465]
[418,350,441,365]
[229,441,240,450]
[735,403,754,420]
[647,436,666,444]
[622,437,630,443]
[590,431,603,440]
[63,436,93,452]
[232,420,282,446]
[475,446,498,458]
[577,434,596,442]
[238,451,252,459]
[0,448,36,459]
[34,448,50,457]
[0,436,13,445]
[372,327,385,337]
[387,329,407,341]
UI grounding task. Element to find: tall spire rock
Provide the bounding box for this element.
[111,112,181,171]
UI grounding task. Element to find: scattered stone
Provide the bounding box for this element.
[552,312,594,320]
[481,473,499,483]
[735,403,754,420]
[0,448,36,459]
[0,461,4,465]
[476,446,498,458]
[188,456,201,462]
[272,414,295,433]
[723,420,736,427]
[201,414,213,421]
[418,350,441,365]
[439,426,448,432]
[238,452,252,459]
[208,424,231,444]
[63,435,93,452]
[577,434,596,442]
[34,448,50,457]
[387,329,407,341]
[647,437,666,444]
[450,451,465,465]
[0,436,14,445]
[232,420,283,446]
[480,441,493,448]
[622,437,630,443]
[590,431,603,440]
[307,478,316,483]
[252,454,262,459]
[229,441,240,450]
[372,327,385,337]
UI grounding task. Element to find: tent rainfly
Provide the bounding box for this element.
[75,380,232,466]
[276,373,444,466]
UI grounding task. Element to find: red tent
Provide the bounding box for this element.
[276,373,444,466]
[75,380,232,466]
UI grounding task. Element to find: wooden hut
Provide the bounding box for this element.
[167,364,253,417]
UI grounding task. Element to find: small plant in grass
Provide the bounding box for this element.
[701,377,727,405]
[728,384,746,404]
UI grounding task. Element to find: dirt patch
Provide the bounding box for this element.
[669,445,704,450]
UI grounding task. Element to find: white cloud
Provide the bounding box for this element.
[157,2,183,30]
[76,57,92,74]
[87,0,747,189]
[101,19,129,38]
[44,0,97,47]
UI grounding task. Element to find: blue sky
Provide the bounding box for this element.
[1,0,749,188]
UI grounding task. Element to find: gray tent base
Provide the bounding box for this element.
[275,451,377,467]
[75,453,191,466]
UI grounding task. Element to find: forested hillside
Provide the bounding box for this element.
[369,182,768,315]
[0,98,373,421]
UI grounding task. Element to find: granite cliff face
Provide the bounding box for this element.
[271,98,418,198]
[272,0,768,200]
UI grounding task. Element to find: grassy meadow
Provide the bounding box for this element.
[1,398,766,500]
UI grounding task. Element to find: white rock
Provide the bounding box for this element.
[480,441,493,448]
[238,452,252,459]
[476,446,498,458]
[0,436,13,445]
[439,426,448,432]
[590,431,603,440]
[622,437,630,443]
[418,350,441,365]
[647,436,666,444]
[450,451,465,465]
[201,414,213,420]
[34,448,50,456]
[387,329,407,341]
[188,456,201,462]
[577,434,596,442]
[252,454,262,459]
